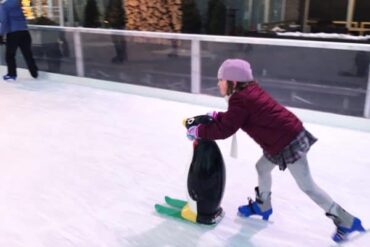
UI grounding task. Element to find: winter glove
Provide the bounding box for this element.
[186,125,199,141]
[184,114,215,141]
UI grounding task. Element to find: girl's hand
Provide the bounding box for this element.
[186,126,199,141]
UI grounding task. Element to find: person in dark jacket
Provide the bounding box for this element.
[0,0,38,81]
[186,59,365,242]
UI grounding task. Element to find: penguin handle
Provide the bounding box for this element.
[183,115,214,129]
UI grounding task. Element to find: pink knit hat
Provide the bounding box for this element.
[217,59,254,82]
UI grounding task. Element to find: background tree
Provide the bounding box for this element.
[206,0,226,35]
[181,0,202,34]
[105,0,126,29]
[28,16,57,26]
[84,0,101,28]
[125,0,182,32]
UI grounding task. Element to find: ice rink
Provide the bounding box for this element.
[0,73,369,247]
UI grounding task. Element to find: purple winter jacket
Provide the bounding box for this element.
[197,82,303,155]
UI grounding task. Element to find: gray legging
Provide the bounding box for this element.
[256,154,334,212]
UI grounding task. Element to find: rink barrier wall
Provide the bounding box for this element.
[365,64,370,118]
[8,66,370,133]
[26,25,370,118]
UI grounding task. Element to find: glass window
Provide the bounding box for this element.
[201,41,369,116]
[81,33,192,93]
[269,0,283,23]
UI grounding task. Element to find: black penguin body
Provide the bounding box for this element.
[185,115,226,224]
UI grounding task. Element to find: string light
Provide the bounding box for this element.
[22,0,35,19]
[22,0,49,19]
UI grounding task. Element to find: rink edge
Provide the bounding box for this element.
[10,67,370,133]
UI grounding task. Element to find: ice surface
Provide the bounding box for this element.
[0,76,369,247]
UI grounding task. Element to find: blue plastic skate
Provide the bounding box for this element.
[238,198,273,221]
[332,217,365,242]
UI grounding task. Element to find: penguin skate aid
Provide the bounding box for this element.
[155,114,226,225]
[185,58,365,242]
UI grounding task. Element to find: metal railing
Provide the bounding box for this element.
[308,20,370,35]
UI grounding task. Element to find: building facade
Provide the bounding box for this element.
[24,0,369,35]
